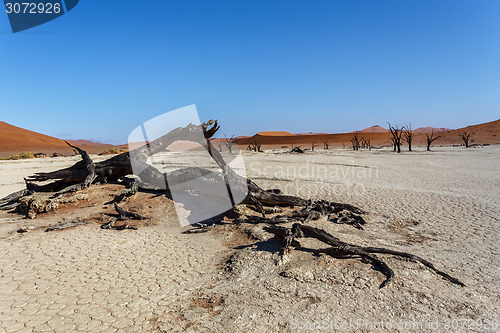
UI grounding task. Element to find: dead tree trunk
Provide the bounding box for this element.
[311,141,318,151]
[249,139,262,152]
[224,135,235,153]
[388,123,403,153]
[214,140,223,152]
[350,132,363,151]
[459,130,473,148]
[402,124,414,152]
[360,138,371,150]
[426,130,441,151]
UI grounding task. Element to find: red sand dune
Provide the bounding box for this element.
[358,125,450,134]
[0,121,120,158]
[296,132,329,136]
[1,118,499,158]
[413,127,451,133]
[234,119,500,149]
[358,125,389,133]
[256,131,296,136]
[233,135,251,140]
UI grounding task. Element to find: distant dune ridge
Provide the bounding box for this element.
[256,131,296,136]
[0,119,498,157]
[413,127,451,133]
[358,125,389,133]
[235,119,500,148]
[296,132,329,136]
[357,125,450,133]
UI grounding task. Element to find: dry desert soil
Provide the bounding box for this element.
[0,146,499,332]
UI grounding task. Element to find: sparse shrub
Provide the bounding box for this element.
[99,148,128,155]
[7,152,36,160]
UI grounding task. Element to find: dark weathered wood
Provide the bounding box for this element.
[350,132,363,151]
[388,123,403,153]
[426,130,441,151]
[101,217,118,230]
[264,223,464,288]
[112,178,139,203]
[0,189,30,210]
[290,146,304,153]
[45,218,87,232]
[114,203,147,220]
[459,130,473,148]
[403,124,414,152]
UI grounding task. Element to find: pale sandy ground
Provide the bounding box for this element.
[0,146,499,332]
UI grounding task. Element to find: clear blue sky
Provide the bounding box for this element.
[1,0,499,143]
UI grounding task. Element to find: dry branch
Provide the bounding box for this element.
[426,130,441,151]
[402,124,414,152]
[459,130,473,148]
[264,223,464,288]
[388,123,403,153]
[224,135,235,153]
[45,218,87,232]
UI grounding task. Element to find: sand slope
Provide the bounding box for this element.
[0,121,71,156]
[2,118,499,158]
[234,119,500,149]
[0,122,121,158]
[358,125,389,133]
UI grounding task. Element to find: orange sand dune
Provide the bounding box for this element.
[2,118,499,158]
[235,119,500,149]
[414,127,451,133]
[358,125,389,133]
[296,132,329,136]
[0,121,120,158]
[358,125,450,134]
[256,131,296,136]
[412,119,500,146]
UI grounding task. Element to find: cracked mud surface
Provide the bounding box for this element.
[1,146,499,332]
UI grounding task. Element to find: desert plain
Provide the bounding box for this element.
[0,145,499,332]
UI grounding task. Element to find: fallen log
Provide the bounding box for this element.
[0,189,31,210]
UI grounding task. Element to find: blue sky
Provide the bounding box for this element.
[1,0,499,143]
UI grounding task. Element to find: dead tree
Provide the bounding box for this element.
[224,135,235,153]
[426,130,441,151]
[359,138,371,150]
[388,123,403,153]
[459,130,473,148]
[323,139,329,150]
[290,146,304,154]
[249,139,262,152]
[0,120,465,289]
[214,140,224,152]
[311,141,319,151]
[402,124,414,152]
[350,132,363,151]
